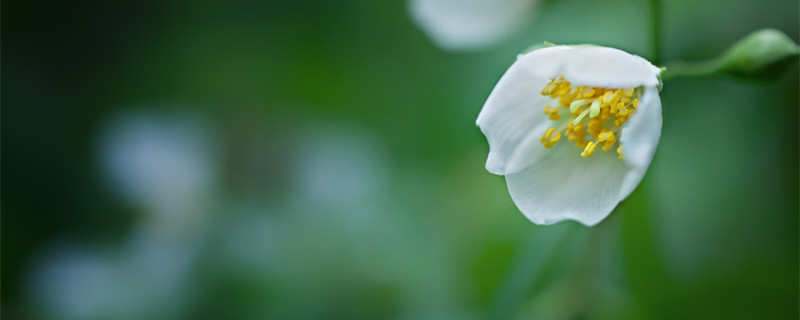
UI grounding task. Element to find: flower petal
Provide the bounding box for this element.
[408,0,537,51]
[502,122,552,175]
[619,86,662,199]
[505,143,627,226]
[476,48,573,175]
[560,47,661,88]
[516,45,575,79]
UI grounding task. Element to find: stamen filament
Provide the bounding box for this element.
[572,109,590,126]
[569,99,593,113]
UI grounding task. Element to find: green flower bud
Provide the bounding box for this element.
[717,28,800,79]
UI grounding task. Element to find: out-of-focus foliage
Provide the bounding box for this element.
[3,0,798,319]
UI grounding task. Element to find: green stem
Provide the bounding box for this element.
[661,59,721,81]
[649,0,661,64]
[487,223,571,320]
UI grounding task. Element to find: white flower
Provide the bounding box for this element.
[476,45,663,226]
[98,110,220,232]
[409,0,539,51]
[28,229,197,320]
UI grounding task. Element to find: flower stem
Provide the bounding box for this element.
[487,223,571,320]
[660,59,721,81]
[649,0,661,64]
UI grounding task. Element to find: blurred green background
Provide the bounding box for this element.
[3,0,798,319]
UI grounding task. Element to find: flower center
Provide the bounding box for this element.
[538,76,641,159]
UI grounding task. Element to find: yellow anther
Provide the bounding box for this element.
[556,86,570,97]
[580,141,597,158]
[580,87,595,99]
[609,90,623,105]
[568,121,583,132]
[541,128,555,140]
[603,131,616,142]
[617,145,625,159]
[550,131,561,143]
[600,109,611,120]
[548,108,561,120]
[587,119,603,136]
[601,91,614,103]
[540,83,554,95]
[600,130,617,151]
[540,128,561,148]
[567,122,584,141]
[602,140,616,151]
[622,88,635,97]
[597,130,608,142]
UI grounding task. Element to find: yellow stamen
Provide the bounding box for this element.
[550,131,561,143]
[622,88,635,97]
[539,128,562,148]
[587,118,603,136]
[537,75,642,159]
[548,108,561,120]
[581,141,597,158]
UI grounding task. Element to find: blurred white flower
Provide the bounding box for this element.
[28,230,196,320]
[477,45,663,226]
[292,125,388,208]
[409,0,539,51]
[288,124,392,255]
[28,246,118,320]
[218,209,281,274]
[98,110,219,232]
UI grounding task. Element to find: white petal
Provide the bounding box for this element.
[502,123,553,176]
[476,49,568,175]
[560,47,661,88]
[505,144,627,226]
[619,86,662,199]
[409,0,537,51]
[516,45,575,79]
